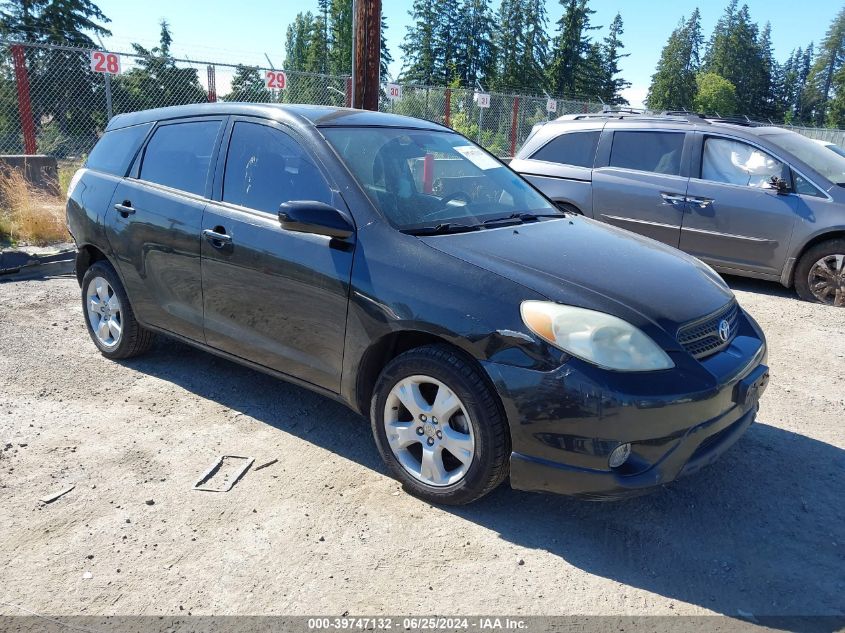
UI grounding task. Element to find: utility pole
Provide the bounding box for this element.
[352,0,381,110]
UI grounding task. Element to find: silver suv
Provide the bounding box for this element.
[511,112,845,306]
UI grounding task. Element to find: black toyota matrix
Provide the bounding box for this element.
[66,104,769,504]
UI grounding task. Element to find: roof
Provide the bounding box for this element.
[106,102,449,132]
[549,111,788,137]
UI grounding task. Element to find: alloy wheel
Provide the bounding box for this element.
[808,253,845,306]
[383,375,476,487]
[86,276,123,347]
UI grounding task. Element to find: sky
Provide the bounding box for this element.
[94,0,839,108]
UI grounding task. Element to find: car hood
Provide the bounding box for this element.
[420,216,734,333]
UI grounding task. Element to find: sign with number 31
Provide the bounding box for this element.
[90,50,121,75]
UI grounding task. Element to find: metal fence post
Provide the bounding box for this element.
[510,96,519,157]
[10,44,37,155]
[444,88,451,127]
[477,103,483,144]
[345,77,352,108]
[207,65,217,102]
[104,72,113,120]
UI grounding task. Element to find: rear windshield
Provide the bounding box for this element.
[85,123,153,176]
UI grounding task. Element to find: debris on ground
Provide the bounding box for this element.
[253,458,278,472]
[39,484,74,504]
[192,455,254,492]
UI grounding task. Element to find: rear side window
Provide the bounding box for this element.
[531,131,600,168]
[223,122,331,212]
[609,131,685,176]
[85,123,153,176]
[139,121,222,196]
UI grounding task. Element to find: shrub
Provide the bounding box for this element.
[0,168,68,246]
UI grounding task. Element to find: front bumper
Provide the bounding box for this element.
[483,320,768,500]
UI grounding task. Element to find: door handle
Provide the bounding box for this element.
[687,196,714,209]
[660,192,687,206]
[114,201,135,216]
[203,228,233,247]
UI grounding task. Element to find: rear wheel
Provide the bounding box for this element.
[370,345,510,505]
[794,239,845,306]
[81,260,154,358]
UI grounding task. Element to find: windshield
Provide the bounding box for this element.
[760,131,845,186]
[322,127,560,231]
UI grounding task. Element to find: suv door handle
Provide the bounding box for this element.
[114,201,135,216]
[660,192,687,206]
[203,228,233,247]
[687,196,714,209]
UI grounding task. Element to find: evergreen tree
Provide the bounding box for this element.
[0,0,110,45]
[703,2,768,117]
[757,22,779,120]
[494,0,524,90]
[795,42,815,122]
[380,12,392,81]
[806,7,845,125]
[600,12,630,105]
[645,9,702,111]
[224,65,271,102]
[432,0,461,85]
[519,0,549,92]
[328,0,352,75]
[548,0,599,96]
[284,12,315,71]
[400,0,437,83]
[454,0,496,88]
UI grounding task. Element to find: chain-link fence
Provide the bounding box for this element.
[0,39,602,161]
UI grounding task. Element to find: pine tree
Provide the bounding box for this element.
[519,0,549,92]
[224,65,271,102]
[380,12,392,81]
[600,13,630,105]
[400,0,437,83]
[548,0,599,96]
[454,0,496,88]
[494,0,524,90]
[284,12,315,72]
[795,42,815,122]
[0,0,110,45]
[757,23,779,120]
[645,9,702,111]
[806,7,845,125]
[328,0,352,75]
[432,0,461,85]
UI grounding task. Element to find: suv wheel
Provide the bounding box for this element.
[81,260,155,358]
[370,345,510,505]
[794,239,845,306]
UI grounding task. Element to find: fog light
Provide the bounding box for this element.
[608,443,631,468]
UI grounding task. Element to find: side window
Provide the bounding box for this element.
[530,131,600,168]
[701,137,786,189]
[609,131,685,175]
[86,123,153,176]
[793,171,825,197]
[139,120,222,196]
[223,122,331,213]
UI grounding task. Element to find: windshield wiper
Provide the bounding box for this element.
[401,222,481,236]
[482,211,564,225]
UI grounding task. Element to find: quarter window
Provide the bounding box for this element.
[530,131,600,168]
[223,122,331,213]
[139,121,222,196]
[701,137,786,188]
[86,123,153,176]
[609,131,685,175]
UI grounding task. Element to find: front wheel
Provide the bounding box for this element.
[370,345,510,505]
[794,239,845,306]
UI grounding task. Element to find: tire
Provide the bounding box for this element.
[370,344,510,505]
[81,260,155,358]
[794,239,845,306]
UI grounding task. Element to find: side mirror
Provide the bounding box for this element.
[278,201,354,239]
[767,175,791,195]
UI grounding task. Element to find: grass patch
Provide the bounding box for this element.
[0,168,69,246]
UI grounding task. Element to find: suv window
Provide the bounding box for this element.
[223,122,331,213]
[86,123,153,176]
[139,120,222,196]
[609,131,685,176]
[531,131,600,168]
[701,137,786,188]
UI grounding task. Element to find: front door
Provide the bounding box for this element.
[592,129,690,247]
[104,117,225,341]
[201,119,354,392]
[680,134,798,276]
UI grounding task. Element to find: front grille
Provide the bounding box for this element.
[677,301,739,359]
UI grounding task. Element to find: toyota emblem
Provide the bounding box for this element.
[718,319,731,342]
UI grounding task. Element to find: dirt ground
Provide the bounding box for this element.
[0,271,843,620]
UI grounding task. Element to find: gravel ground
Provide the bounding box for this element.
[0,272,843,620]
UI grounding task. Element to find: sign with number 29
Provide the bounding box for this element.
[265,70,287,90]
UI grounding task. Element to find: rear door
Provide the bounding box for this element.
[591,125,691,247]
[200,118,354,392]
[105,117,226,341]
[680,133,798,276]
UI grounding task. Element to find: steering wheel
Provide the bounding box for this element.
[417,191,473,221]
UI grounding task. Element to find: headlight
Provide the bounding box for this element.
[520,301,674,371]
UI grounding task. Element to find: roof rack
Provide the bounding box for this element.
[555,110,772,127]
